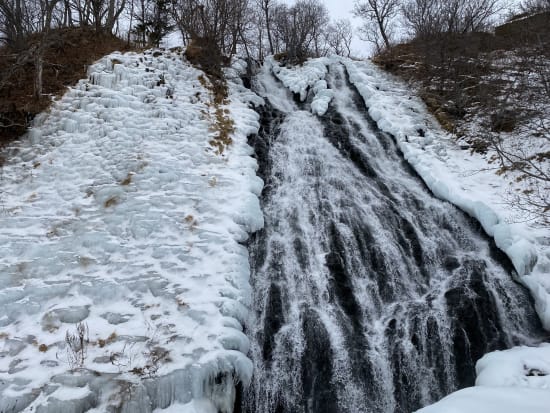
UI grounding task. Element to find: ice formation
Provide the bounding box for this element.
[270,57,332,113]
[0,50,262,412]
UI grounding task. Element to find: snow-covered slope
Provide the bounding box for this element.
[0,50,262,412]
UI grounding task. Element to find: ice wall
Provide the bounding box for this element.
[0,50,262,412]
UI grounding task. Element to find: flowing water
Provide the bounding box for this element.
[241,62,544,413]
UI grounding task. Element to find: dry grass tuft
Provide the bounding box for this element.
[104,197,118,208]
[197,73,234,155]
[120,173,133,186]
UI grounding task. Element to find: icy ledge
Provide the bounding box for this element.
[0,50,262,412]
[342,58,550,330]
[269,56,333,115]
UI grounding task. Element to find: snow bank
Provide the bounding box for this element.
[0,49,262,412]
[343,58,550,330]
[416,345,550,413]
[415,386,550,413]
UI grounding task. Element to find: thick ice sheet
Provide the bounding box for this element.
[0,50,262,412]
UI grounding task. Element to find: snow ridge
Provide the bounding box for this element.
[0,50,262,412]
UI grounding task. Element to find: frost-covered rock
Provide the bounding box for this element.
[0,49,262,412]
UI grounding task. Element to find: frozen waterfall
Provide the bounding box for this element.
[241,60,544,413]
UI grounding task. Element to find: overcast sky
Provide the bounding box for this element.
[322,0,372,57]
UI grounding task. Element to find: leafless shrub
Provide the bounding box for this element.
[130,346,170,377]
[353,0,399,52]
[490,129,550,225]
[63,322,89,369]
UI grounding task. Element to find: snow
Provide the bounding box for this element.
[310,79,334,116]
[268,56,334,115]
[476,344,550,388]
[0,49,262,412]
[415,344,550,413]
[153,399,217,413]
[415,386,550,413]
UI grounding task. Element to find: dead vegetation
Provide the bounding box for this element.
[197,73,235,156]
[374,11,550,224]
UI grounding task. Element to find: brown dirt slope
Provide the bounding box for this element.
[373,12,550,136]
[0,27,130,148]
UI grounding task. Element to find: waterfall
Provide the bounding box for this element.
[241,61,544,413]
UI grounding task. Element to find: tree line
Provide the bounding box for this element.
[0,0,353,64]
[2,0,547,77]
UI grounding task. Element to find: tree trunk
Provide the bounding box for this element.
[265,6,274,54]
[34,51,43,100]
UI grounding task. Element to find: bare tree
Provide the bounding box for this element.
[521,0,550,13]
[171,0,249,59]
[0,0,40,49]
[257,0,275,54]
[62,0,126,32]
[353,0,398,51]
[401,0,444,39]
[326,18,353,57]
[271,0,328,62]
[402,0,501,39]
[131,0,172,46]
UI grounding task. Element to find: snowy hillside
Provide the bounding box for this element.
[0,50,262,412]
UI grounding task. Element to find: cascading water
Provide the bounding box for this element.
[242,61,544,413]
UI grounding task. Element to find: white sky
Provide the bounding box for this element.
[322,0,372,57]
